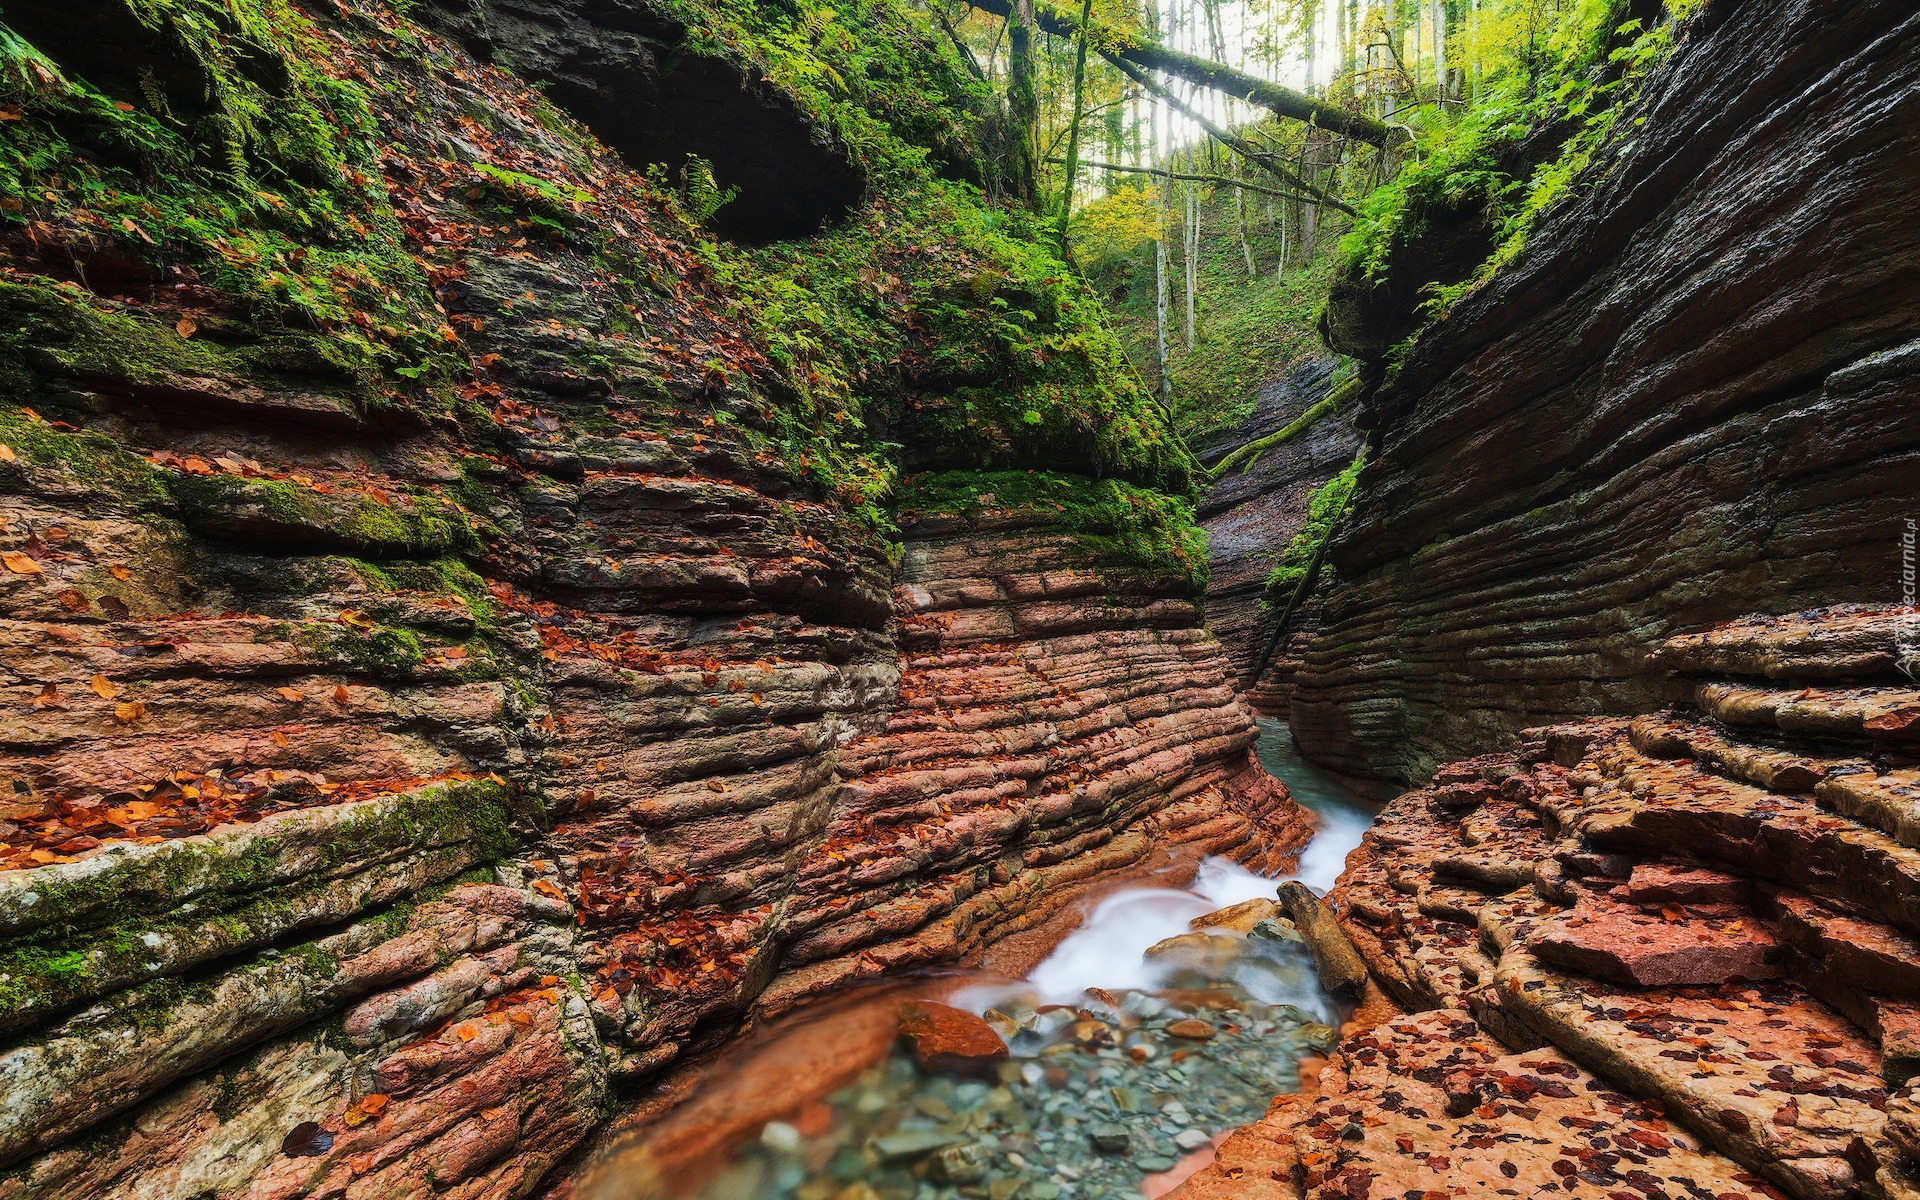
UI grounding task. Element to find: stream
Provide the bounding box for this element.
[597,718,1378,1200]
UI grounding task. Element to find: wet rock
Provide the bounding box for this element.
[1189,897,1281,934]
[1166,1019,1216,1040]
[897,1001,1009,1076]
[1275,881,1369,999]
[1144,932,1246,980]
[928,1141,991,1184]
[871,1130,969,1164]
[1089,1121,1131,1154]
[1247,917,1303,944]
[1173,1128,1212,1151]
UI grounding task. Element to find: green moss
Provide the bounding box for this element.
[1338,0,1696,321]
[0,0,464,401]
[0,399,167,506]
[293,620,427,681]
[897,469,1207,591]
[168,473,480,558]
[0,782,513,1027]
[1263,455,1362,601]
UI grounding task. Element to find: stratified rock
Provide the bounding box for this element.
[1192,355,1360,700]
[1290,0,1920,785]
[1169,1010,1758,1200]
[1312,609,1920,1198]
[896,1001,1008,1076]
[1530,891,1784,987]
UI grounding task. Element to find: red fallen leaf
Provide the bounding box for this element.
[359,1093,389,1113]
[281,1121,333,1157]
[276,687,306,703]
[56,589,89,613]
[332,685,350,704]
[531,879,566,901]
[453,1022,479,1042]
[98,595,130,618]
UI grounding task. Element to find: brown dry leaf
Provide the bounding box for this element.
[2,551,42,575]
[98,595,130,618]
[507,1010,533,1028]
[29,684,66,710]
[276,687,306,703]
[1660,905,1685,923]
[530,879,566,901]
[454,1022,479,1042]
[539,975,560,987]
[125,800,158,819]
[348,1154,375,1176]
[108,563,131,581]
[269,730,291,749]
[359,1093,389,1114]
[0,444,14,461]
[332,685,350,704]
[114,700,146,724]
[175,315,197,339]
[56,589,89,613]
[90,674,116,699]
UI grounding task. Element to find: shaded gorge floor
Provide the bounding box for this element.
[583,722,1380,1200]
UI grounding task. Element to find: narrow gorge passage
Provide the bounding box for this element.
[0,0,1913,1198]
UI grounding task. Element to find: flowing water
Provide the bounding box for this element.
[593,720,1379,1200]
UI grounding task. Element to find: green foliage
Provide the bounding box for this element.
[1263,453,1361,599]
[665,0,1194,514]
[1339,0,1696,317]
[897,469,1208,590]
[1083,168,1343,443]
[0,0,461,401]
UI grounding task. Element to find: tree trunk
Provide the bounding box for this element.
[1432,0,1448,103]
[1175,176,1190,351]
[1052,0,1097,252]
[1007,0,1040,208]
[964,0,1399,147]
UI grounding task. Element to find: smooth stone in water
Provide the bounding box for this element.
[1088,1122,1130,1154]
[1174,1128,1212,1151]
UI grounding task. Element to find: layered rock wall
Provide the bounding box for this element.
[1194,354,1359,700]
[1177,608,1920,1200]
[0,1,1304,1196]
[1291,0,1920,783]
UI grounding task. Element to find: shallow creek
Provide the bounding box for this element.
[594,720,1377,1200]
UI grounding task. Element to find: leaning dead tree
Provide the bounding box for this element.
[964,0,1400,148]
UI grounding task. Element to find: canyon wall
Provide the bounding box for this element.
[1195,353,1359,706]
[0,1,1304,1195]
[1293,0,1920,784]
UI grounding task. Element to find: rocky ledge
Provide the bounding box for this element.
[1177,607,1920,1200]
